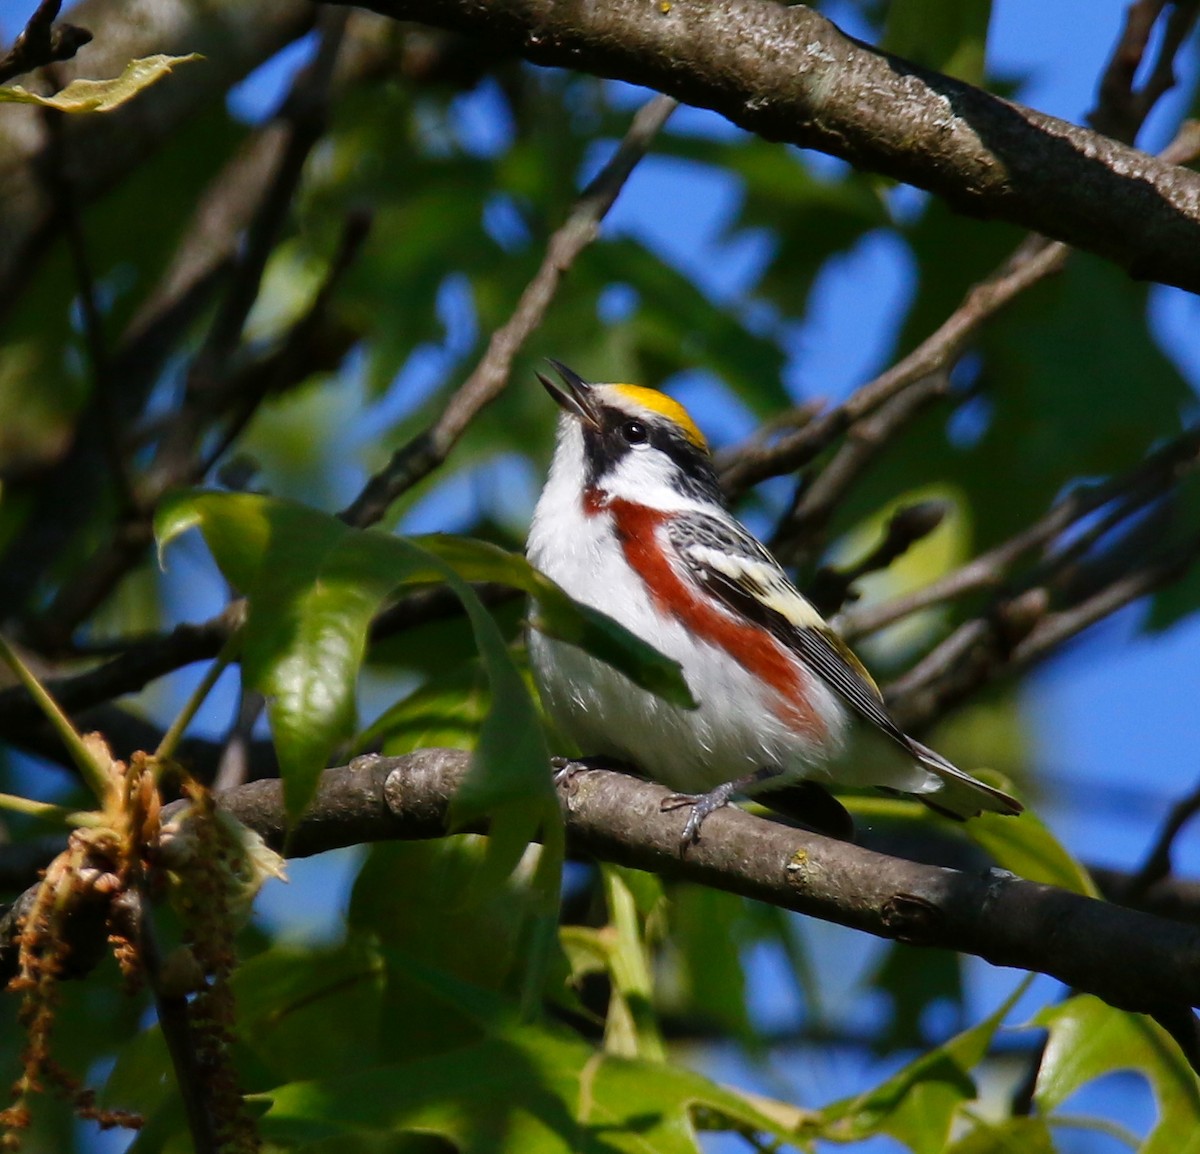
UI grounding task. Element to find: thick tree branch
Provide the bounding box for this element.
[340,0,1200,292]
[92,754,1197,1023]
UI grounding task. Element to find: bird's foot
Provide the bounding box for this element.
[550,756,580,788]
[551,754,633,789]
[660,781,741,848]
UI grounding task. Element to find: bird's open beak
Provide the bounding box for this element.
[537,359,601,429]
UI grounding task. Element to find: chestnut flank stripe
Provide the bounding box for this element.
[592,493,824,739]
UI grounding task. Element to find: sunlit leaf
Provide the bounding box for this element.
[884,1,992,85]
[947,1116,1056,1153]
[1034,995,1200,1154]
[817,978,1029,1152]
[360,660,490,753]
[0,54,201,113]
[965,804,1099,897]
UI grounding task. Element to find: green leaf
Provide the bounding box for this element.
[965,805,1099,897]
[103,1022,172,1119]
[883,1,992,86]
[947,1116,1056,1153]
[413,534,695,708]
[1034,995,1200,1154]
[595,866,665,1060]
[258,1017,815,1153]
[157,493,522,825]
[818,978,1029,1152]
[436,547,558,896]
[0,54,201,113]
[232,938,388,1083]
[155,492,686,831]
[668,886,753,1042]
[360,660,491,754]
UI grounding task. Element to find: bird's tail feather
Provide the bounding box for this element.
[909,740,1023,818]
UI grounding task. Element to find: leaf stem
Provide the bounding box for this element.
[0,632,113,804]
[155,631,240,766]
[0,790,101,827]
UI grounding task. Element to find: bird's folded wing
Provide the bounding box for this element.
[668,511,909,749]
[669,511,1022,816]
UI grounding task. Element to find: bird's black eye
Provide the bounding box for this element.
[621,420,649,445]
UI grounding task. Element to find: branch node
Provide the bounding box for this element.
[881,893,945,944]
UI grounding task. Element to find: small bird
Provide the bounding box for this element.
[526,361,1022,844]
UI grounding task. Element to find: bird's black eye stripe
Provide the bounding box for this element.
[621,420,649,445]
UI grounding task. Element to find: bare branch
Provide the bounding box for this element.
[1123,776,1200,906]
[113,889,219,1154]
[886,532,1200,732]
[35,98,137,522]
[840,428,1200,641]
[807,500,949,617]
[340,92,678,528]
[0,0,316,314]
[340,0,1200,293]
[147,9,351,491]
[3,754,1192,1033]
[1091,0,1200,143]
[0,0,91,85]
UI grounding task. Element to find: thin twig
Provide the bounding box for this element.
[807,500,948,617]
[887,532,1200,731]
[766,239,1068,565]
[115,889,219,1154]
[194,10,350,382]
[1125,777,1200,904]
[840,428,1200,641]
[39,94,136,512]
[147,8,350,491]
[339,92,678,528]
[1090,0,1200,143]
[720,238,1067,503]
[0,0,91,85]
[197,208,371,479]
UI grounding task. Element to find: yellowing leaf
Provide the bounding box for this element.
[0,53,201,113]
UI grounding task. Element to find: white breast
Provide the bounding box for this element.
[526,422,848,793]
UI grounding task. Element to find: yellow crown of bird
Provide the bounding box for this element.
[609,384,708,452]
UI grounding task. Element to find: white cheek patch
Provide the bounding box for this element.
[601,451,691,510]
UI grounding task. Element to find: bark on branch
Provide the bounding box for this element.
[6,751,1200,1046]
[338,0,1200,292]
[162,753,1200,1019]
